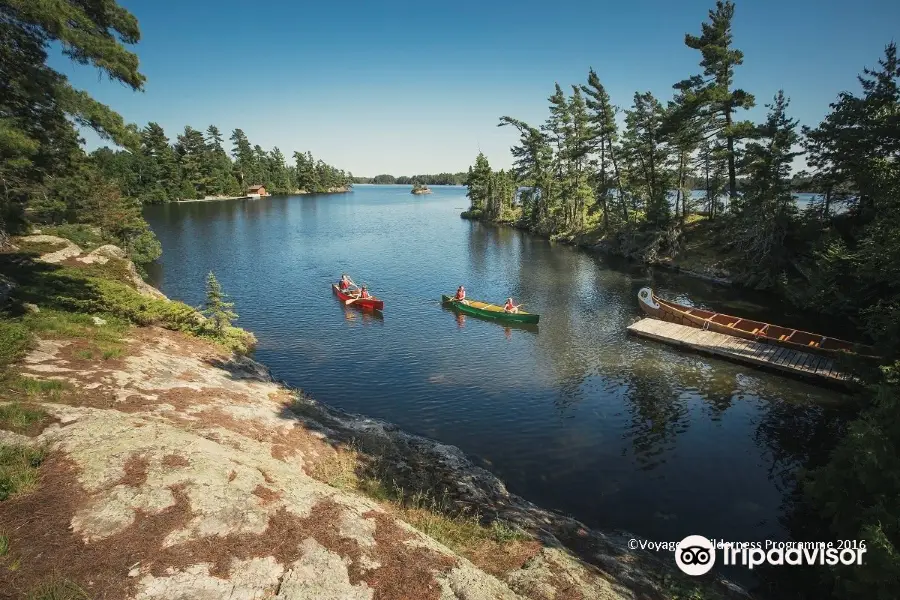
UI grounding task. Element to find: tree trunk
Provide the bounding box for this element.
[600,145,609,230]
[725,106,737,202]
[705,156,713,221]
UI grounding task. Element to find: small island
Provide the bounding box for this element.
[411,182,432,195]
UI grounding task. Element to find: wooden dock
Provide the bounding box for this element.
[627,318,854,387]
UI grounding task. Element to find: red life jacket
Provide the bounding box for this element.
[456,290,465,300]
[361,289,370,299]
[505,301,514,310]
[340,280,349,290]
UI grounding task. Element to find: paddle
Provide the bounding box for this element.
[346,290,375,305]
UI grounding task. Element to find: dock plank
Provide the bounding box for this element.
[627,318,850,388]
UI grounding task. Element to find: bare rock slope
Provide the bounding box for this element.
[2,326,643,600]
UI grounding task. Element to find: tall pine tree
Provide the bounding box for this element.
[677,0,755,203]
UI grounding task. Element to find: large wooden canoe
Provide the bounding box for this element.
[332,284,384,311]
[441,295,540,324]
[637,287,877,358]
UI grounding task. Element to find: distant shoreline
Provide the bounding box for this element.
[173,186,352,203]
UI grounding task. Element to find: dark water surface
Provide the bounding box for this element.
[145,185,851,579]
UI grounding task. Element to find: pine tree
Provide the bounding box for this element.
[803,43,900,220]
[268,147,291,194]
[294,151,320,192]
[567,86,593,228]
[664,90,703,222]
[732,91,802,283]
[582,69,624,227]
[175,126,211,199]
[203,272,237,334]
[498,117,554,225]
[230,129,254,191]
[677,0,755,203]
[205,125,239,195]
[0,0,144,234]
[140,123,179,202]
[622,92,672,225]
[543,84,572,177]
[741,91,801,220]
[465,152,492,211]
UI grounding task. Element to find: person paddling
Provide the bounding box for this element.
[454,285,467,304]
[339,274,353,292]
[504,297,520,313]
[359,285,371,300]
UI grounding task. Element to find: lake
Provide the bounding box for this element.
[144,184,851,584]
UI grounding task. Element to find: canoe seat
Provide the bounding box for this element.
[727,323,734,328]
[752,328,759,334]
[779,335,787,341]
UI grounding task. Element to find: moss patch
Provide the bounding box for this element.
[38,225,105,252]
[1,246,255,361]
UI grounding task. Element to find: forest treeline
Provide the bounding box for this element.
[353,173,468,185]
[0,1,351,268]
[92,125,353,203]
[464,3,900,597]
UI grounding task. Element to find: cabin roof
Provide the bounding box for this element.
[247,185,265,191]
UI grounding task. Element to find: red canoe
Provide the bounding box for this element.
[332,284,384,311]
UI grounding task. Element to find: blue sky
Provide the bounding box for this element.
[55,0,899,176]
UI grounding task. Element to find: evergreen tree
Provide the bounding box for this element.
[230,128,254,191]
[205,125,240,196]
[663,90,704,222]
[543,83,572,179]
[0,0,144,234]
[203,271,237,334]
[677,0,755,203]
[465,152,492,211]
[566,86,594,228]
[498,117,554,225]
[621,92,672,225]
[141,122,179,203]
[582,69,624,227]
[294,151,320,192]
[268,147,292,194]
[175,126,211,199]
[732,91,802,285]
[804,43,900,221]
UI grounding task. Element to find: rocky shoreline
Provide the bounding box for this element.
[461,214,735,287]
[172,186,353,203]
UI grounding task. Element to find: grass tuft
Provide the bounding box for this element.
[0,533,8,557]
[0,321,31,369]
[0,403,52,435]
[309,443,529,555]
[26,578,91,600]
[0,445,46,501]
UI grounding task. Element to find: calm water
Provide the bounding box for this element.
[145,185,851,579]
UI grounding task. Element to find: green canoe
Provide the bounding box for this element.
[441,295,540,324]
